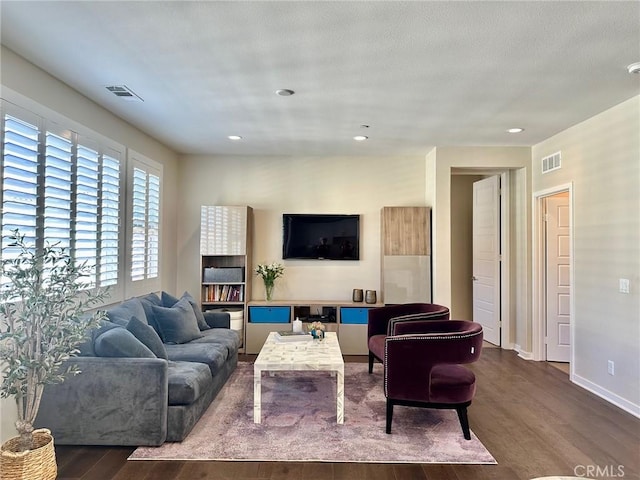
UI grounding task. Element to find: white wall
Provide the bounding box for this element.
[0,47,180,441]
[532,96,640,415]
[175,155,429,301]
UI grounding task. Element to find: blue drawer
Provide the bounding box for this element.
[340,307,370,325]
[249,306,290,323]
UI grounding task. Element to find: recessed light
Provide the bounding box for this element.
[228,135,242,140]
[627,62,640,74]
[507,128,524,134]
[353,135,368,141]
[275,89,295,96]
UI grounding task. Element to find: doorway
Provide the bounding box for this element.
[533,184,574,369]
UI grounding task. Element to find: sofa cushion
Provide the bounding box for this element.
[162,291,210,331]
[94,327,156,358]
[167,361,213,405]
[106,298,148,327]
[139,292,162,306]
[164,343,227,377]
[152,297,203,344]
[78,319,121,356]
[189,328,240,356]
[127,316,168,360]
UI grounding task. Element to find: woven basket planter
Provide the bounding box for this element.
[0,428,57,480]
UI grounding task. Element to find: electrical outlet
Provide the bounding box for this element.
[619,278,630,294]
[607,360,615,376]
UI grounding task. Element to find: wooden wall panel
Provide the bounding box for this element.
[381,206,431,256]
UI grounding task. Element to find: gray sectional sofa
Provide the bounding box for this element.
[34,291,240,446]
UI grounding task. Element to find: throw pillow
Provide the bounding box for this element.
[127,316,168,360]
[152,297,203,344]
[180,292,210,331]
[106,298,148,327]
[161,291,180,307]
[94,327,156,358]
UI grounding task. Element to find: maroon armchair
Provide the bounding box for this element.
[384,320,483,439]
[367,303,450,374]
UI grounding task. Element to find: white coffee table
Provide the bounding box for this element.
[253,331,345,424]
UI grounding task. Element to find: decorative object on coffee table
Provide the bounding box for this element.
[308,321,326,341]
[0,230,109,480]
[255,262,284,301]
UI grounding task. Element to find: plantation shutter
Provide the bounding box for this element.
[43,128,73,250]
[127,151,162,295]
[99,153,120,287]
[74,141,100,286]
[1,113,40,257]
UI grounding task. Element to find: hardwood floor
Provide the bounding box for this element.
[54,349,639,480]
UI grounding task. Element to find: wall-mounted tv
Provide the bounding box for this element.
[282,214,360,260]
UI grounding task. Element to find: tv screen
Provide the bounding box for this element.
[283,214,360,260]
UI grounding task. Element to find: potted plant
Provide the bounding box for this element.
[0,230,109,480]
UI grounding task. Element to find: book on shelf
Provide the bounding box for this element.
[275,331,313,342]
[204,284,244,302]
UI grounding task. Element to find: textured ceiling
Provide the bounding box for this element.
[1,1,639,156]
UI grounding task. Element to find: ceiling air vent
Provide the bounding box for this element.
[105,85,143,102]
[542,151,561,174]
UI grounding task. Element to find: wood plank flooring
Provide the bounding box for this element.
[54,349,640,480]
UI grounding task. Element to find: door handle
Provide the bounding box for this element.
[472,276,478,281]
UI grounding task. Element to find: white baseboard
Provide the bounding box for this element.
[572,374,640,418]
[514,344,534,360]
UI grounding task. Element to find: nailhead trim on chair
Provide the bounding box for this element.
[383,330,483,394]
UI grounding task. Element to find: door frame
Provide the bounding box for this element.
[532,183,574,371]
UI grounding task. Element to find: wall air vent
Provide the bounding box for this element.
[542,151,561,174]
[105,85,143,102]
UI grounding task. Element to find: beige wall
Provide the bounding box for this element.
[0,47,180,441]
[450,174,483,319]
[175,155,430,301]
[532,96,640,413]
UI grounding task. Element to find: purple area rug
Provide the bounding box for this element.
[130,362,496,464]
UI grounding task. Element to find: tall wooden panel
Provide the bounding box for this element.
[381,206,431,304]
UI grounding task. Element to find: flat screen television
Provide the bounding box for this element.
[282,214,360,260]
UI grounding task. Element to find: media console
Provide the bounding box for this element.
[245,300,384,355]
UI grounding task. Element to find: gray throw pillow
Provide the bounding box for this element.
[106,298,148,326]
[181,292,210,331]
[161,291,209,331]
[152,297,203,344]
[161,291,180,307]
[127,316,168,360]
[94,327,156,358]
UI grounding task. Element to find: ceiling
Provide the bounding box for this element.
[1,1,639,157]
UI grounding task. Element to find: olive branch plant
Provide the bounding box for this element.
[0,230,109,452]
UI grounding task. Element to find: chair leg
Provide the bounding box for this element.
[456,406,471,440]
[386,399,394,434]
[368,351,374,374]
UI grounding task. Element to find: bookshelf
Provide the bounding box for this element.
[200,206,253,350]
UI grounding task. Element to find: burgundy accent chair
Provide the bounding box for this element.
[367,303,450,374]
[384,320,483,439]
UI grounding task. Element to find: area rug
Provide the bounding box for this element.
[130,362,496,464]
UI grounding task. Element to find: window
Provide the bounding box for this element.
[127,151,162,295]
[1,101,124,297]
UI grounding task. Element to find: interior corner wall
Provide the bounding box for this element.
[0,46,180,296]
[532,95,640,414]
[175,155,430,301]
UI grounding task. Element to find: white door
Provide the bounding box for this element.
[545,194,571,362]
[472,175,501,345]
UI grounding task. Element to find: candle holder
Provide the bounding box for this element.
[365,290,377,304]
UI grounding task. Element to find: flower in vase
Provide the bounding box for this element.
[255,262,285,301]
